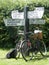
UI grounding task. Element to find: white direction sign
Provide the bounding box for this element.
[29,19,45,24]
[3,18,25,26]
[28,7,44,19]
[11,7,44,19]
[3,18,45,26]
[11,10,24,19]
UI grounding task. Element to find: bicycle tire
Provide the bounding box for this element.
[21,40,33,61]
[15,42,21,58]
[36,40,47,56]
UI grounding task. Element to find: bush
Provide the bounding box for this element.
[0,0,49,48]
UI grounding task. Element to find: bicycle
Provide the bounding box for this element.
[21,31,47,61]
[15,30,25,58]
[15,30,33,59]
[6,31,47,61]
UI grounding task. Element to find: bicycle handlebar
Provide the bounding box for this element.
[25,32,33,35]
[18,31,34,36]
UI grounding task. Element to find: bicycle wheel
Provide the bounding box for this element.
[21,40,33,61]
[37,40,47,56]
[15,42,21,58]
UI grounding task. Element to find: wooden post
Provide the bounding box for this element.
[24,6,29,40]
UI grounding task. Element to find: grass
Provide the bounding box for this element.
[0,49,49,65]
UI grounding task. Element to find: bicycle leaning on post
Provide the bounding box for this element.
[15,29,47,61]
[20,30,47,61]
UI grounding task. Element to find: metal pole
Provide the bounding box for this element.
[24,6,29,40]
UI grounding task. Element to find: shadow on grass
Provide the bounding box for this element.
[0,57,17,60]
[0,55,49,61]
[30,55,49,62]
[0,57,23,60]
[0,51,49,62]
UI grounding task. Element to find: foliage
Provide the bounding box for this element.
[0,0,49,48]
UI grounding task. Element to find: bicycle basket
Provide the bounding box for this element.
[33,30,43,39]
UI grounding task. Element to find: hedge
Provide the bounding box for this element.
[0,0,49,48]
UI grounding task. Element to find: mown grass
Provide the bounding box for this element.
[0,49,49,65]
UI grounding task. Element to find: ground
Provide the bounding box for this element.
[0,49,49,65]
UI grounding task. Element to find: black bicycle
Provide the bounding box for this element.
[21,32,47,61]
[15,31,33,59]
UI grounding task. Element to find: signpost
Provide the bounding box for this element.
[29,19,45,24]
[4,6,45,40]
[3,18,25,26]
[4,7,45,26]
[11,10,24,19]
[24,6,29,40]
[11,7,44,19]
[4,19,45,26]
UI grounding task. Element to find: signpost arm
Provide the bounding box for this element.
[24,6,29,40]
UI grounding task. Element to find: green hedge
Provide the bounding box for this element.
[0,0,49,48]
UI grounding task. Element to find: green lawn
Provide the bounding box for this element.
[0,49,49,65]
